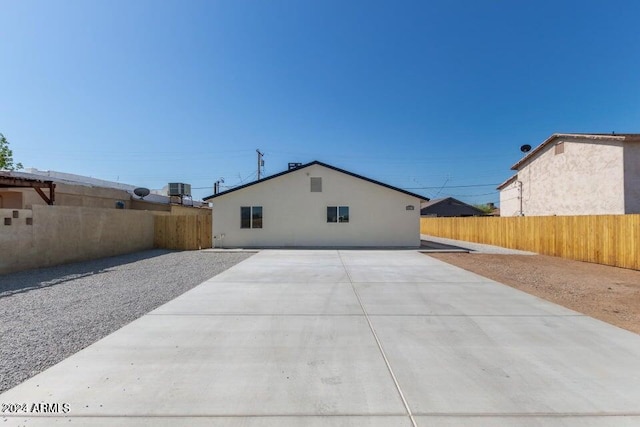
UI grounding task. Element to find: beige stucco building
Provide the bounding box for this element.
[204,161,427,248]
[0,170,210,215]
[498,133,640,216]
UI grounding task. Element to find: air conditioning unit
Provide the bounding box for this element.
[168,183,192,196]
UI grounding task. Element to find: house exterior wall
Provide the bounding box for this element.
[0,191,23,209]
[624,141,640,213]
[499,180,521,217]
[211,164,421,247]
[500,137,625,216]
[4,183,209,212]
[18,183,132,209]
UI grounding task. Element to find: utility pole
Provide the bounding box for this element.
[256,149,264,180]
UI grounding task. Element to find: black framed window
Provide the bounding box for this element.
[327,206,337,223]
[252,206,263,228]
[241,207,251,228]
[241,206,262,229]
[327,206,349,223]
[339,206,349,223]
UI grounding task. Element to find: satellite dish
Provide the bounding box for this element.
[520,144,532,153]
[134,187,150,199]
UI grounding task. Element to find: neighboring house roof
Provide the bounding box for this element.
[17,168,138,191]
[420,197,485,217]
[7,169,203,206]
[496,173,518,191]
[0,171,54,185]
[510,133,640,171]
[0,171,56,205]
[203,160,429,201]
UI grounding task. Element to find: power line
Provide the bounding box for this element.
[445,191,498,197]
[403,183,499,189]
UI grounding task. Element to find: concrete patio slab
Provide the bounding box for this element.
[339,250,439,266]
[151,281,362,315]
[5,416,414,426]
[414,416,640,427]
[370,314,640,415]
[209,263,350,283]
[355,281,579,316]
[2,314,406,417]
[3,249,640,427]
[242,251,345,267]
[345,264,494,283]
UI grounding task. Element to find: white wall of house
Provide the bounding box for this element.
[499,179,521,217]
[624,142,640,213]
[211,164,421,247]
[500,137,626,216]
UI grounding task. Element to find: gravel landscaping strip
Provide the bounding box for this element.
[0,249,254,393]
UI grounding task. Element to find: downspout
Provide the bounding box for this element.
[517,180,524,216]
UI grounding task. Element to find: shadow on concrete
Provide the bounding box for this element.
[419,239,470,252]
[0,249,175,299]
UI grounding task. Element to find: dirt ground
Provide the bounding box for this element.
[428,253,640,335]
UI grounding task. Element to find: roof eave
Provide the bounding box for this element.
[497,174,518,190]
[203,160,429,202]
[510,133,633,171]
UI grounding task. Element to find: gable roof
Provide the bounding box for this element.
[421,197,453,208]
[203,160,429,201]
[511,133,640,171]
[420,197,484,216]
[496,173,518,191]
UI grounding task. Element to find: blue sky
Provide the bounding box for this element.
[1,0,639,203]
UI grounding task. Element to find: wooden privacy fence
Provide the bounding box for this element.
[421,215,640,270]
[154,215,212,250]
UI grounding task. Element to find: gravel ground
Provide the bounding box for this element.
[0,249,254,394]
[429,253,640,335]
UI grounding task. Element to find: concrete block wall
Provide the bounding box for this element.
[0,205,155,275]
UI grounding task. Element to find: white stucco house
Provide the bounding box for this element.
[203,161,428,248]
[498,133,640,216]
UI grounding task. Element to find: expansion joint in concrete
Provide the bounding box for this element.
[337,250,418,427]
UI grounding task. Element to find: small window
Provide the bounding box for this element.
[327,206,349,223]
[310,177,322,192]
[555,142,564,155]
[241,206,263,229]
[339,206,349,223]
[252,206,263,229]
[327,206,337,223]
[241,207,251,228]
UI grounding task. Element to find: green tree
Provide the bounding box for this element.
[473,204,495,214]
[0,133,23,171]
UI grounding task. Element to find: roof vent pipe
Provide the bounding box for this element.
[288,162,303,170]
